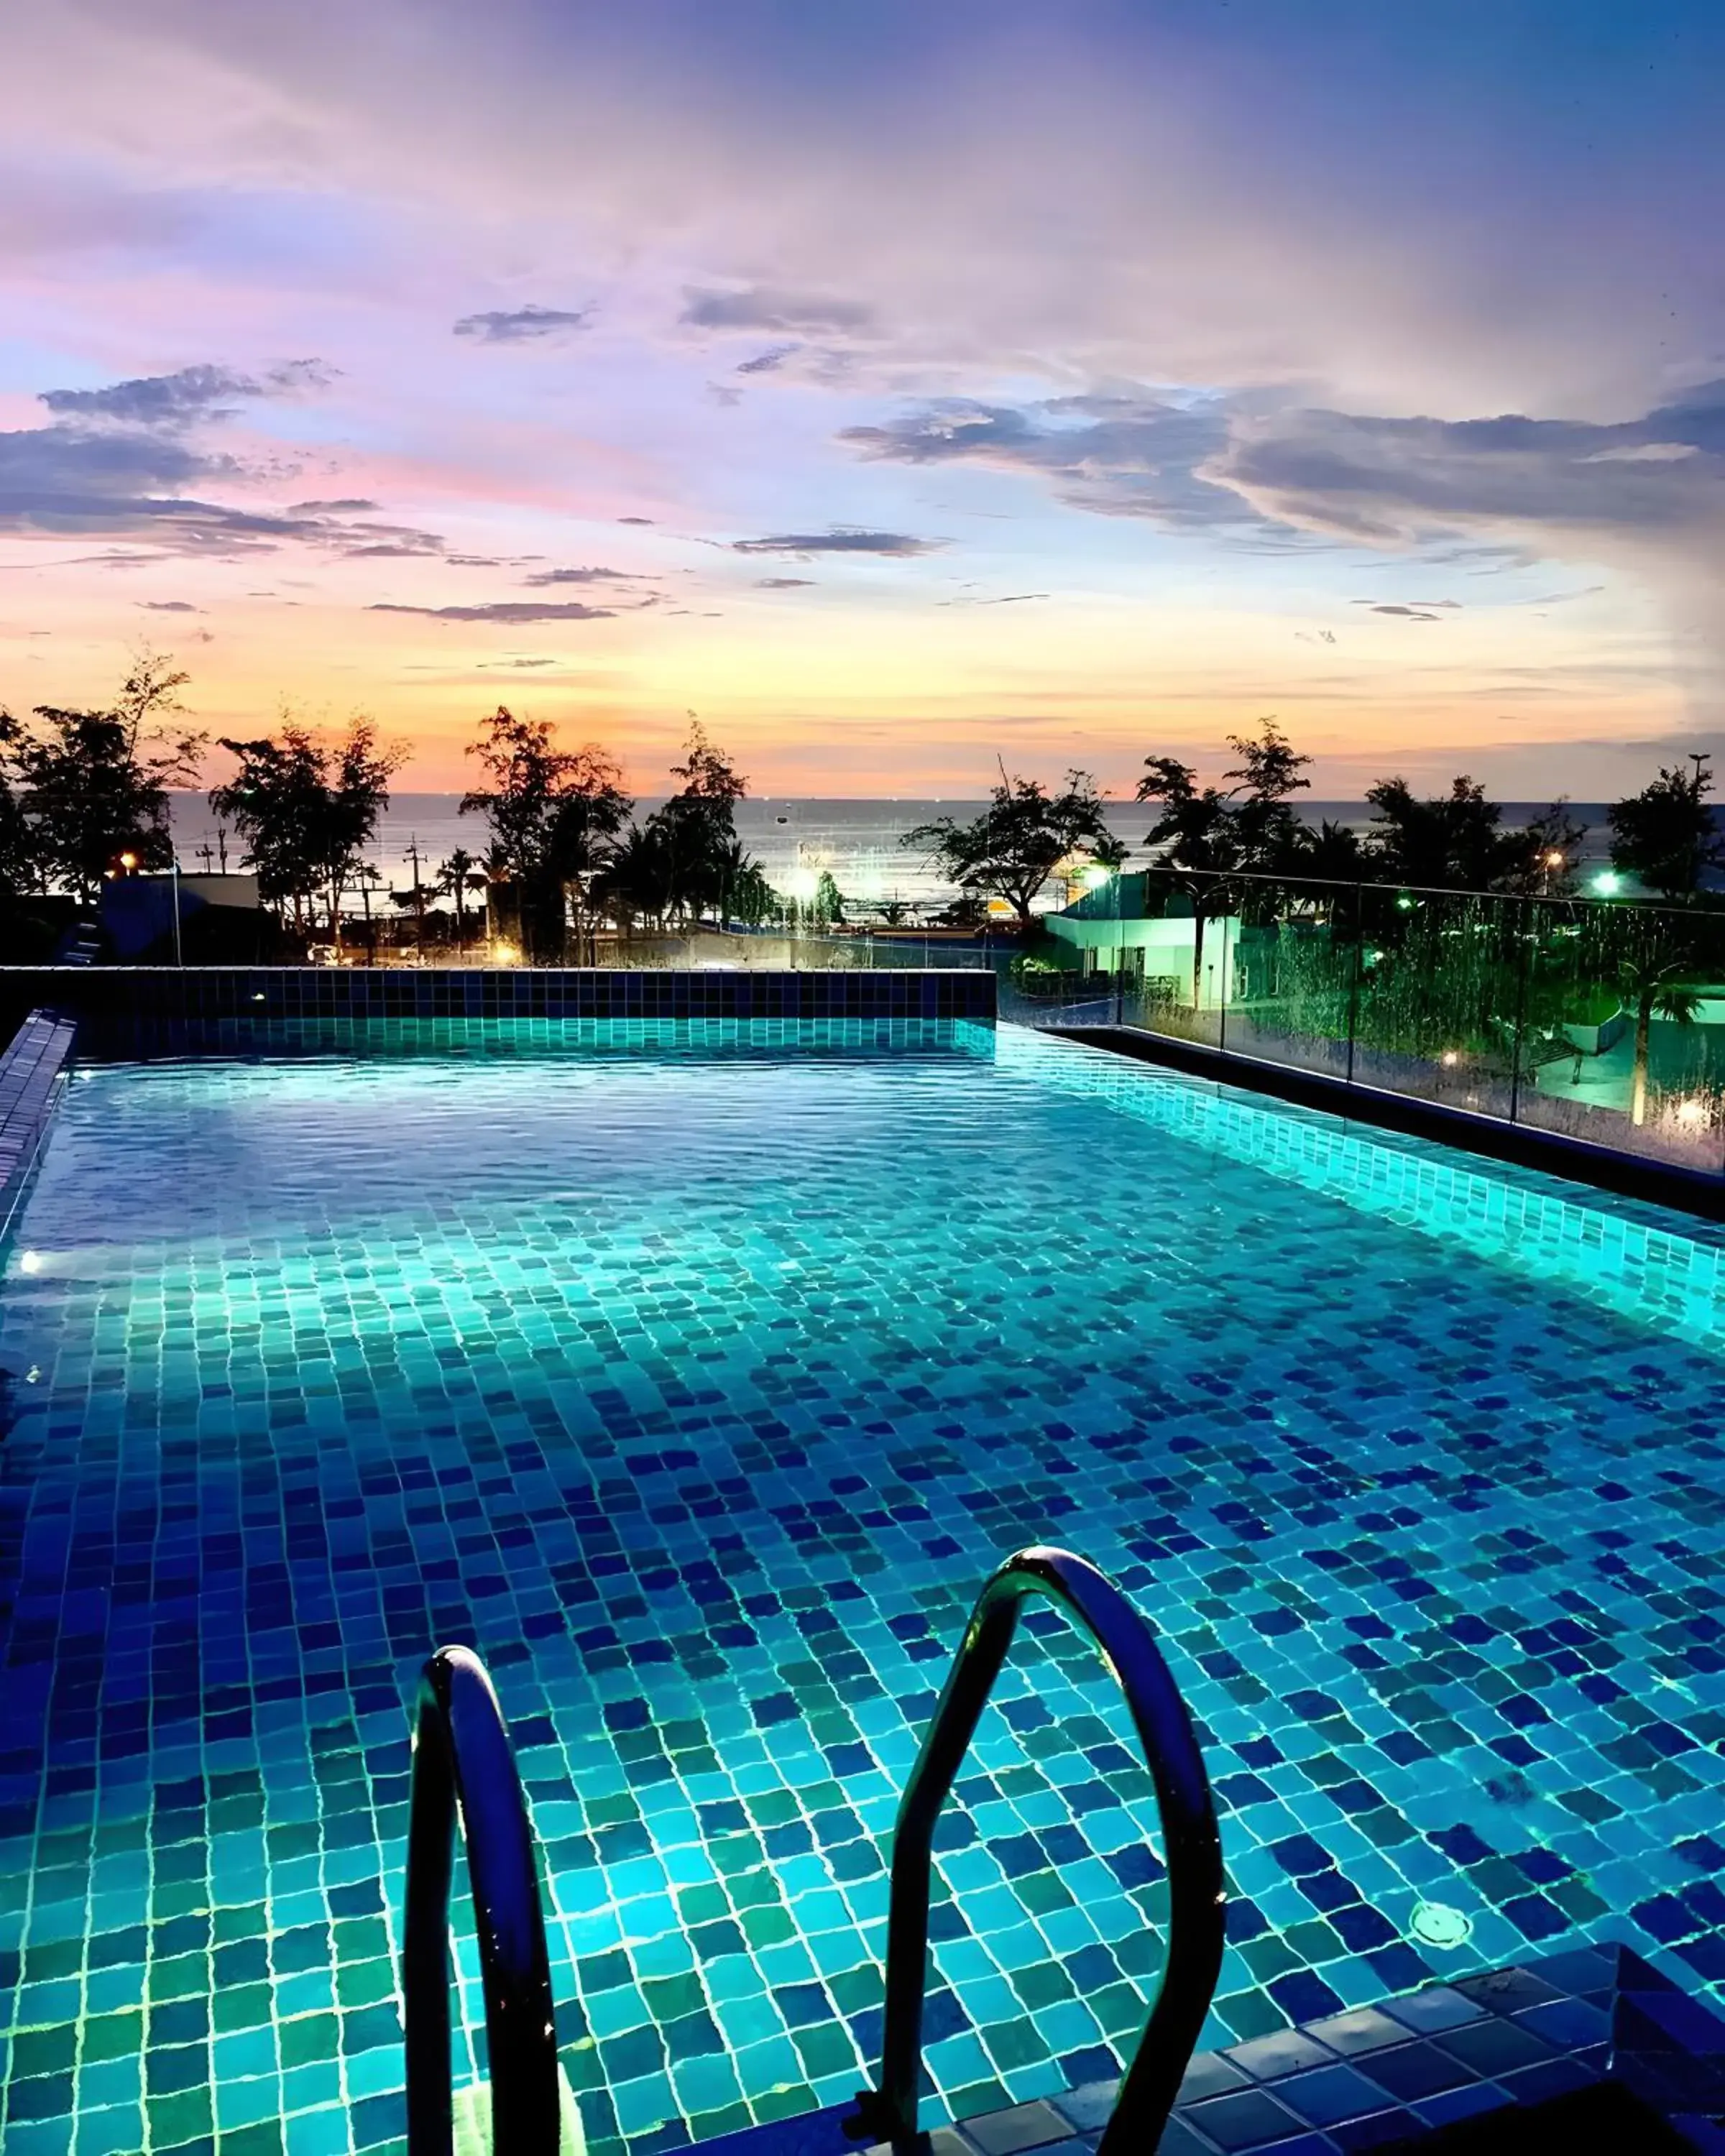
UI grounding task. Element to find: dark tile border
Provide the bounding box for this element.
[1054,1023,1725,1225]
[0,967,995,1052]
[0,1008,77,1239]
[691,1945,1725,2156]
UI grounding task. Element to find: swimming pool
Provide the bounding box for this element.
[1,1022,1722,2156]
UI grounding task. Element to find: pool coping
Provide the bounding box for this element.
[1053,1024,1725,1225]
[693,1943,1725,2155]
[0,1007,77,1243]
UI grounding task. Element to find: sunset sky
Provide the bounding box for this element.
[1,1,1721,798]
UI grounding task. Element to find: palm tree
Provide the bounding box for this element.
[436,847,482,949]
[354,860,383,964]
[1619,955,1704,1125]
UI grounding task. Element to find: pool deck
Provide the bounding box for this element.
[702,1943,1725,2155]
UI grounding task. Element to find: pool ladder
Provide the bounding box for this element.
[402,1547,1227,2155]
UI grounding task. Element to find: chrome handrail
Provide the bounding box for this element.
[864,1547,1226,2153]
[403,1646,561,2155]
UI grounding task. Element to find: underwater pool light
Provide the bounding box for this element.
[19,1251,42,1273]
[1678,1098,1708,1127]
[1409,1901,1473,1949]
[1591,870,1623,897]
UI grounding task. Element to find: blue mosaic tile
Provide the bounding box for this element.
[1,1023,1723,2156]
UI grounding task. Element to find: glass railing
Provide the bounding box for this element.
[1005,867,1725,1174]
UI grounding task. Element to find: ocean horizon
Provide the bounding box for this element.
[165,791,1625,900]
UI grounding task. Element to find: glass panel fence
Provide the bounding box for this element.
[1210,874,1358,1081]
[1095,867,1725,1176]
[1512,895,1725,1171]
[1350,881,1522,1121]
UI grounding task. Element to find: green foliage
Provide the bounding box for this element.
[1608,753,1725,899]
[1362,777,1585,893]
[904,768,1113,925]
[1138,717,1312,877]
[459,706,630,885]
[435,847,486,942]
[211,715,402,926]
[1,653,205,903]
[594,722,760,929]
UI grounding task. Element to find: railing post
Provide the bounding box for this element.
[404,1647,561,2156]
[1508,893,1532,1125]
[865,1548,1225,2155]
[1345,882,1363,1089]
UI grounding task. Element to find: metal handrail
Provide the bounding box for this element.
[863,1547,1226,2154]
[403,1646,561,2156]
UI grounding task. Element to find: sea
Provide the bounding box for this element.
[165,794,1624,904]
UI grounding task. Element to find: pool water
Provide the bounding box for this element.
[1,1024,1722,2156]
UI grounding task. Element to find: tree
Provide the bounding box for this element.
[1364,775,1585,893]
[813,870,845,926]
[1136,718,1312,1003]
[598,719,752,929]
[436,847,485,947]
[0,757,33,904]
[1619,954,1703,1126]
[592,821,673,932]
[904,768,1114,929]
[460,707,630,958]
[1608,754,1725,900]
[1286,817,1368,882]
[1,653,205,902]
[210,716,401,936]
[723,844,777,928]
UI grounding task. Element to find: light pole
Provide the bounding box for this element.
[170,855,183,967]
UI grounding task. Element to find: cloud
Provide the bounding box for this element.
[453,305,590,342]
[1216,379,1725,545]
[681,286,873,336]
[617,515,654,525]
[41,359,331,429]
[840,395,1262,531]
[481,657,561,668]
[137,599,203,612]
[523,564,640,586]
[290,496,380,513]
[755,576,815,589]
[0,403,450,556]
[937,591,1049,607]
[730,528,944,558]
[367,599,615,622]
[1361,603,1443,619]
[737,346,796,375]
